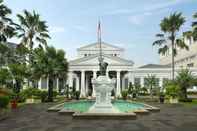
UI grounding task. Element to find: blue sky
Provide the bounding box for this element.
[4,0,197,66]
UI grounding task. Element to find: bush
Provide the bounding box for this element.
[40,91,48,103]
[121,90,128,100]
[0,96,10,108]
[53,90,59,98]
[179,98,193,102]
[165,83,179,98]
[0,87,13,97]
[20,88,42,98]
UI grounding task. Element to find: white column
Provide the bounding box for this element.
[56,78,59,91]
[122,77,125,90]
[116,71,121,97]
[128,71,134,85]
[140,77,144,87]
[38,78,42,90]
[92,71,97,97]
[80,71,86,97]
[106,70,109,78]
[159,77,163,87]
[68,72,73,88]
[76,77,79,91]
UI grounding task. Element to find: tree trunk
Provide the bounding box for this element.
[47,76,54,102]
[14,80,21,93]
[171,34,175,81]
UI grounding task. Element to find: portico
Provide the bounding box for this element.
[68,69,133,97]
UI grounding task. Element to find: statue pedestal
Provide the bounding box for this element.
[88,76,119,113]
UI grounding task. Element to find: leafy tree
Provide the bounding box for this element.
[0,68,11,87]
[32,46,68,102]
[153,12,188,80]
[8,63,28,93]
[144,75,157,99]
[175,69,196,100]
[192,12,197,40]
[0,0,16,42]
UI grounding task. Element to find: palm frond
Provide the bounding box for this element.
[153,39,166,46]
[158,45,169,55]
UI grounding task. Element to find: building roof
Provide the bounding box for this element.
[69,53,134,66]
[77,41,124,51]
[139,64,171,68]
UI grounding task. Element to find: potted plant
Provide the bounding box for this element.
[75,91,80,100]
[121,90,128,100]
[159,92,165,103]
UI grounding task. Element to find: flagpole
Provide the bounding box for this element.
[98,20,102,62]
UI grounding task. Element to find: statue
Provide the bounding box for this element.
[98,57,108,76]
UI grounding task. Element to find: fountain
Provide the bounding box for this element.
[88,58,119,113]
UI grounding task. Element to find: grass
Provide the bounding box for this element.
[181,99,197,107]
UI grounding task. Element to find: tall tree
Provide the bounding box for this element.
[0,0,16,42]
[153,12,188,80]
[192,12,197,40]
[32,46,68,102]
[16,10,50,52]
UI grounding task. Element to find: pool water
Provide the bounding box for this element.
[63,100,146,113]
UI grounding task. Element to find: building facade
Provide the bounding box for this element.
[63,42,197,97]
[160,36,197,67]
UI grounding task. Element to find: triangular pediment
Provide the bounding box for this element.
[69,54,134,66]
[78,42,124,51]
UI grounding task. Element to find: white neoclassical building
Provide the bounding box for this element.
[65,41,197,97]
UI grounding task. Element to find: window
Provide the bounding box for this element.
[84,54,87,57]
[134,78,140,85]
[114,54,117,56]
[187,63,194,67]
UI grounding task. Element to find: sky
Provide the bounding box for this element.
[4,0,197,66]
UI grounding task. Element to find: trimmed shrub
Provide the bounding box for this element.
[53,90,59,98]
[40,91,48,103]
[0,96,10,108]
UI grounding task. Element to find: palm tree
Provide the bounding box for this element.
[192,12,197,40]
[153,12,188,80]
[183,31,193,45]
[0,0,16,42]
[176,69,196,100]
[16,10,50,52]
[144,75,157,99]
[32,46,68,102]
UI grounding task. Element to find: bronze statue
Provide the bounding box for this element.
[98,57,108,76]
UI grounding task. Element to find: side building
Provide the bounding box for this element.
[160,36,197,67]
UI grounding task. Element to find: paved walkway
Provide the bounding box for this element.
[0,102,197,131]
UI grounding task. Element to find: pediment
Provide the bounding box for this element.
[69,54,134,66]
[78,42,124,51]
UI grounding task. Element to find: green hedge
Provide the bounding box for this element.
[0,96,10,108]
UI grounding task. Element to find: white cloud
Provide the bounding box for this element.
[128,12,152,25]
[73,25,89,32]
[49,26,66,33]
[106,0,190,16]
